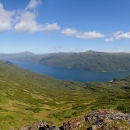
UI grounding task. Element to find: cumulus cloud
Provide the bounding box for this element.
[61,28,105,39]
[0,3,15,32]
[14,0,60,33]
[14,11,42,33]
[104,37,114,42]
[0,0,60,33]
[61,28,79,36]
[114,31,130,39]
[26,0,42,10]
[14,11,60,33]
[79,31,105,39]
[42,23,60,31]
[104,31,130,41]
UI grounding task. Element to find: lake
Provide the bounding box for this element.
[9,60,130,83]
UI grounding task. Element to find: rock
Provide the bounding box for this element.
[19,109,130,130]
[19,121,59,130]
[85,109,130,130]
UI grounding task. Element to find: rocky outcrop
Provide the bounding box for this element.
[84,109,130,130]
[19,109,130,130]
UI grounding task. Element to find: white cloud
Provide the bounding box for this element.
[61,28,79,36]
[14,11,42,33]
[14,11,60,33]
[42,23,60,31]
[113,31,122,36]
[14,0,60,33]
[26,0,42,10]
[0,0,60,33]
[79,31,105,39]
[104,37,114,42]
[114,31,130,39]
[0,3,15,32]
[104,31,130,41]
[61,28,105,39]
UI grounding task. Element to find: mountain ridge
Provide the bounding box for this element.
[13,51,130,72]
[0,51,36,59]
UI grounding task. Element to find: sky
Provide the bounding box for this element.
[0,0,130,54]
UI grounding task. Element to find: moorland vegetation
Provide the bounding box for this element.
[0,60,130,129]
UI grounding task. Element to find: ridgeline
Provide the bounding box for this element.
[15,51,130,72]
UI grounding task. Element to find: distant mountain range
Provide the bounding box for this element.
[14,50,130,72]
[0,51,36,59]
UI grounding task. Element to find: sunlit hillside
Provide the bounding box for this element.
[0,60,130,129]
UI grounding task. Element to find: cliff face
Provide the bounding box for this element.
[19,109,130,130]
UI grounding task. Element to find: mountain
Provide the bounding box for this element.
[0,60,130,129]
[15,51,130,72]
[0,51,36,59]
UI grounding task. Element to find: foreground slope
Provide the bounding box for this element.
[20,109,130,130]
[0,60,130,129]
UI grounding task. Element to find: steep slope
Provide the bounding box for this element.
[0,60,130,129]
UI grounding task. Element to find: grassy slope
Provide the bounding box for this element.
[0,60,130,129]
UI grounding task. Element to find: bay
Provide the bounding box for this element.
[9,60,130,83]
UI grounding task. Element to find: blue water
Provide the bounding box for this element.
[9,60,130,83]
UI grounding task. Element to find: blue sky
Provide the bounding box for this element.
[0,0,130,54]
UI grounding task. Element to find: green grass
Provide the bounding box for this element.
[0,60,130,129]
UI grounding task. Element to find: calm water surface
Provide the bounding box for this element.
[9,60,130,83]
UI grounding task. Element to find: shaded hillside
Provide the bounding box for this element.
[0,51,36,59]
[16,51,130,72]
[0,60,130,129]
